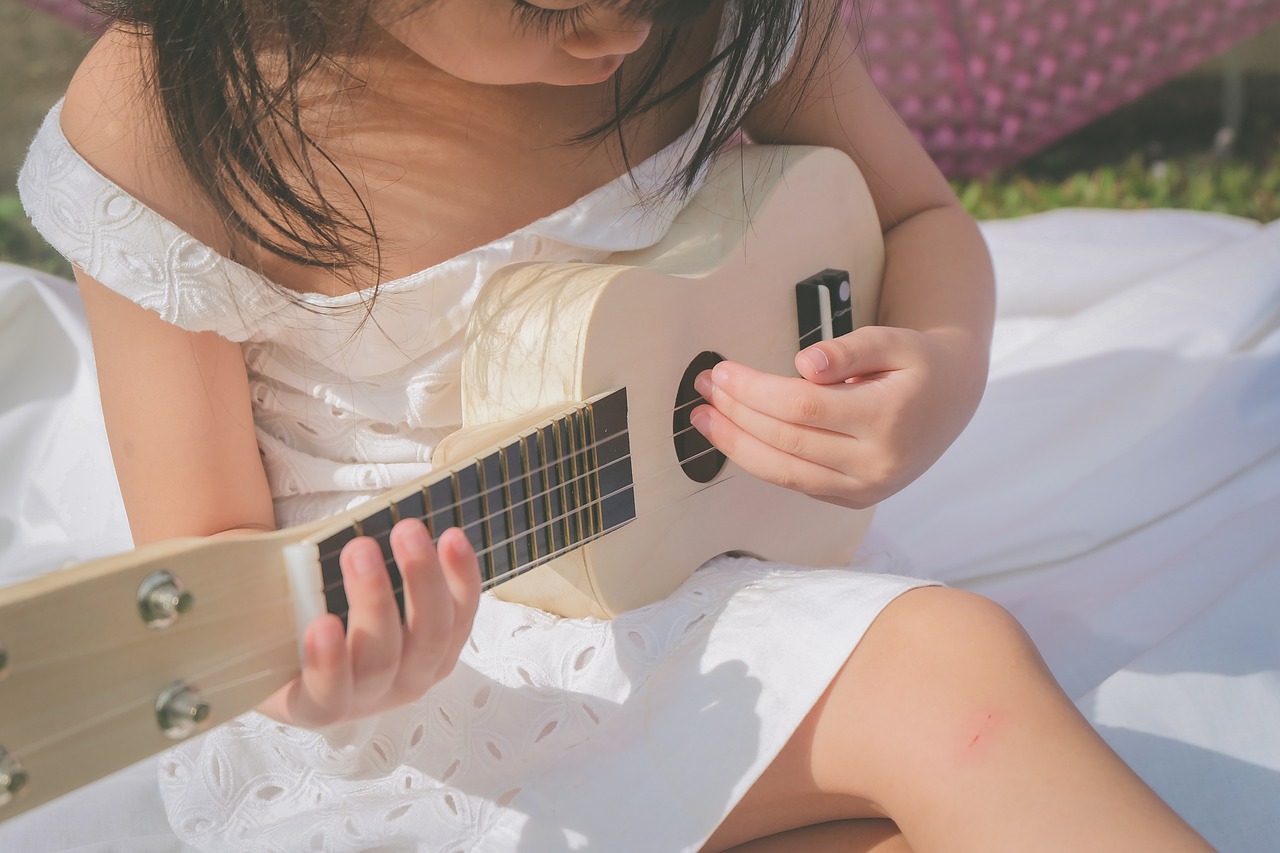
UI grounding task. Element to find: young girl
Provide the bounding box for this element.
[19,0,1212,849]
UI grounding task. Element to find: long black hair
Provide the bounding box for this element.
[84,0,842,286]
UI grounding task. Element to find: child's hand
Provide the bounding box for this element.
[691,325,984,509]
[258,519,481,728]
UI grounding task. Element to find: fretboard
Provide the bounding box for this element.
[313,389,635,623]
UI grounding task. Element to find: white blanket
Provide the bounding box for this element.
[1,207,1277,851]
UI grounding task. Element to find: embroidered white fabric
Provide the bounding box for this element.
[157,555,920,852]
[16,5,936,849]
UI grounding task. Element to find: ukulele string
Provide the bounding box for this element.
[317,439,737,603]
[12,345,798,753]
[312,302,860,601]
[12,413,741,674]
[16,461,680,751]
[12,459,736,755]
[329,472,733,620]
[309,301,859,597]
[6,310,864,749]
[7,381,798,753]
[12,452,724,753]
[17,306,857,664]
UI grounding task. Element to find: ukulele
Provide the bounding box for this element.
[0,144,883,821]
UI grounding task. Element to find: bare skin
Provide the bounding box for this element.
[726,819,909,852]
[706,588,1212,852]
[58,0,1212,848]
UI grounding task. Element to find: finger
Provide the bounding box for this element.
[697,361,863,433]
[693,387,862,474]
[260,613,351,728]
[432,527,482,679]
[390,518,456,700]
[689,403,871,504]
[340,536,403,700]
[795,325,905,385]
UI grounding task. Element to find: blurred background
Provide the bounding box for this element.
[3,0,1279,277]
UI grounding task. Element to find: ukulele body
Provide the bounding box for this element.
[454,144,884,617]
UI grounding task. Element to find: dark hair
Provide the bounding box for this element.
[85,0,840,287]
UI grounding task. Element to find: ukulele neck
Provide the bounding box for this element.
[288,388,636,628]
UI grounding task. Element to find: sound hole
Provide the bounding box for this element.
[674,351,727,483]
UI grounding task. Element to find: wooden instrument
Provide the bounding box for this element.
[0,144,883,820]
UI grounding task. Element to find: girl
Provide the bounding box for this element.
[19,0,1212,849]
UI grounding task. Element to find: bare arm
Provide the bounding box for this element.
[74,268,277,543]
[690,2,995,507]
[57,29,275,543]
[745,0,994,382]
[61,33,479,728]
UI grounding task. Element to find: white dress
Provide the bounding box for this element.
[17,10,933,850]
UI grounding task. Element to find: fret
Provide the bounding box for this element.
[583,407,602,536]
[426,478,457,542]
[565,408,581,542]
[453,465,489,581]
[589,390,636,533]
[569,408,592,541]
[544,422,570,554]
[558,415,582,548]
[395,488,427,527]
[480,452,511,582]
[502,442,535,572]
[526,429,554,561]
[358,506,404,622]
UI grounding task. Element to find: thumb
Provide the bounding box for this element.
[795,326,899,385]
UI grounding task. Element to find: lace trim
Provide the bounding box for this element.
[17,104,285,341]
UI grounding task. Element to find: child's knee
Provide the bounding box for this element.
[837,588,1054,743]
[873,587,1040,671]
[813,588,1061,798]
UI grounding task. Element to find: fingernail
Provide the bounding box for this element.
[402,520,431,555]
[800,347,828,373]
[694,372,713,399]
[690,409,713,435]
[352,552,379,577]
[347,539,383,577]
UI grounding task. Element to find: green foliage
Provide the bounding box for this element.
[955,149,1280,222]
[0,191,70,276]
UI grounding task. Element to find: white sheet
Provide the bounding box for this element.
[875,208,1280,848]
[1,207,1277,851]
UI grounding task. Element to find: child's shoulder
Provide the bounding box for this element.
[62,29,172,196]
[60,28,228,250]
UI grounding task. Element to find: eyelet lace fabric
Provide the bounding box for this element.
[156,553,927,852]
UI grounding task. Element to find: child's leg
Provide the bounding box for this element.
[703,588,1213,853]
[726,819,909,852]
